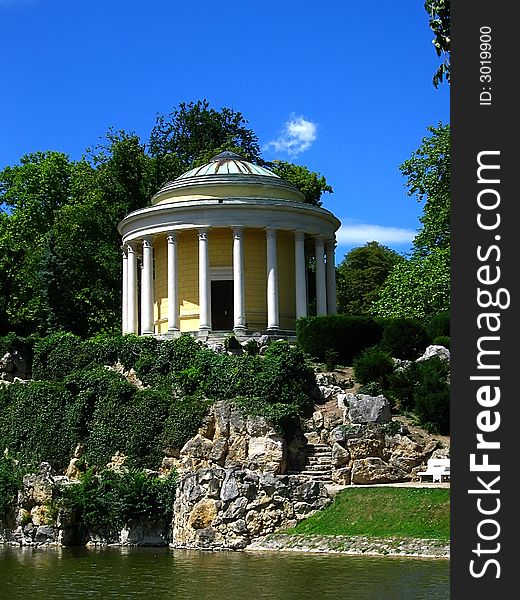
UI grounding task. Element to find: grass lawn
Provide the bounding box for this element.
[285,487,450,540]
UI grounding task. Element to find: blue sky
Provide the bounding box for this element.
[0,0,449,263]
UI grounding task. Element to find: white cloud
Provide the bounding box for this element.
[263,115,318,157]
[336,223,416,245]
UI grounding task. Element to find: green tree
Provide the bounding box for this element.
[149,100,262,185]
[268,160,333,206]
[373,124,450,320]
[336,242,404,315]
[373,247,450,319]
[0,152,76,334]
[425,0,450,87]
[401,123,450,256]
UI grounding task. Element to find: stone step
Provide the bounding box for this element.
[298,474,333,482]
[307,459,332,466]
[299,464,332,472]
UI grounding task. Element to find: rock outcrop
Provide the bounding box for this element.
[172,467,330,550]
[0,350,30,382]
[163,401,305,476]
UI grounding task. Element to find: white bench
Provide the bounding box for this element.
[417,458,450,483]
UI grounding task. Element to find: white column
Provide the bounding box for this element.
[198,228,211,332]
[122,248,128,334]
[233,227,246,333]
[294,231,307,319]
[315,235,327,316]
[140,236,154,335]
[127,242,138,334]
[167,232,179,332]
[266,228,279,331]
[326,238,337,315]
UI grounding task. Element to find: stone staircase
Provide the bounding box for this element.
[288,443,333,484]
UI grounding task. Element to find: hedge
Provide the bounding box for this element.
[296,315,383,365]
[378,317,430,360]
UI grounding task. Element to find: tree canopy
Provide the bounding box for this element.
[372,124,450,320]
[401,123,450,256]
[425,0,450,87]
[336,242,404,316]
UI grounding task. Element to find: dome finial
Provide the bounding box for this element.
[210,150,243,162]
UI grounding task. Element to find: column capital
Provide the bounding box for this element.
[266,228,277,240]
[232,226,244,239]
[126,241,137,253]
[197,227,209,241]
[314,234,325,245]
[325,237,336,250]
[166,231,178,243]
[294,231,306,243]
[142,235,153,249]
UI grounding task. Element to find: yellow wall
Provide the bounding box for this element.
[153,227,297,333]
[209,228,233,268]
[154,231,200,333]
[277,230,296,330]
[244,228,267,330]
[154,236,167,332]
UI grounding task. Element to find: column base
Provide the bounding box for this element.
[266,326,280,333]
[233,326,247,336]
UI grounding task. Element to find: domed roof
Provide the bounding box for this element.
[151,151,303,205]
[177,151,280,180]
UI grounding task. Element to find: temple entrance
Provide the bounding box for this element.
[211,280,234,330]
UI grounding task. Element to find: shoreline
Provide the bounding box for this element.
[244,534,450,559]
[1,534,450,559]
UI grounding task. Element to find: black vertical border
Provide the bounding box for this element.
[451,2,519,597]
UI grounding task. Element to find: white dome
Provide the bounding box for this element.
[177,151,280,179]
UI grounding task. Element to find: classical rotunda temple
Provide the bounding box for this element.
[118,151,341,337]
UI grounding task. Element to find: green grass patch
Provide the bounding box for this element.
[286,487,450,540]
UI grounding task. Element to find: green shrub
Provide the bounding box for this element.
[297,315,383,365]
[32,332,94,380]
[56,468,177,538]
[243,339,259,356]
[387,363,418,412]
[352,346,395,389]
[72,369,138,469]
[0,454,23,526]
[357,381,384,396]
[427,311,450,339]
[0,380,77,469]
[224,334,241,351]
[379,318,430,360]
[324,348,339,371]
[433,335,450,349]
[126,389,171,468]
[413,357,450,434]
[162,395,211,450]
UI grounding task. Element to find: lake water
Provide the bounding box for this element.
[0,546,449,600]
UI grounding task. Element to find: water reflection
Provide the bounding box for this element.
[0,546,449,600]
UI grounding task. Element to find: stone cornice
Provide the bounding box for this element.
[118,197,341,243]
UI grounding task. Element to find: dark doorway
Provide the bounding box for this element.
[211,280,234,330]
